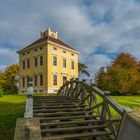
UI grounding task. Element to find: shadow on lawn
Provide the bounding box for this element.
[0,102,25,140]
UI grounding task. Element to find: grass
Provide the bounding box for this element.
[0,94,140,140]
[112,96,140,110]
[0,94,26,140]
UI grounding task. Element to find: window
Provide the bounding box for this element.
[71,53,74,56]
[27,51,30,54]
[34,75,37,86]
[53,56,57,66]
[40,74,43,86]
[63,59,66,68]
[62,76,67,85]
[63,50,66,53]
[27,59,30,68]
[71,61,74,69]
[23,53,25,56]
[40,56,43,66]
[53,47,57,51]
[34,49,37,52]
[23,60,26,69]
[27,77,30,86]
[22,77,25,87]
[53,74,57,85]
[40,47,43,50]
[34,57,38,67]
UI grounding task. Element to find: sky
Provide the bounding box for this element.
[1,0,140,78]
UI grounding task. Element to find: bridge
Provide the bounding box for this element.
[14,79,140,140]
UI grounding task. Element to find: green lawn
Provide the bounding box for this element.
[0,94,26,140]
[0,94,140,140]
[112,96,140,110]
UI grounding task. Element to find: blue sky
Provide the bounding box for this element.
[0,0,140,77]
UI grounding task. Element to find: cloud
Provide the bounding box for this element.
[0,0,140,77]
[0,48,18,65]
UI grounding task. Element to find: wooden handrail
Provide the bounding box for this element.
[57,79,131,139]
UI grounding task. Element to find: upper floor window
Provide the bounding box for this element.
[40,74,43,86]
[53,56,57,66]
[63,50,66,53]
[34,57,38,67]
[27,59,30,68]
[34,49,37,52]
[40,47,43,50]
[63,59,66,68]
[53,74,57,86]
[34,75,37,86]
[23,53,25,56]
[40,56,43,66]
[71,61,74,69]
[23,60,26,69]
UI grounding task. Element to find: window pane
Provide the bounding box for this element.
[34,75,37,86]
[23,61,25,69]
[63,59,66,67]
[40,74,43,86]
[53,56,57,66]
[53,75,57,85]
[27,59,30,68]
[34,57,38,67]
[22,77,25,87]
[71,61,74,69]
[40,56,43,66]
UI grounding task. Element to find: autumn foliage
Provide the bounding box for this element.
[95,53,140,95]
[0,64,19,94]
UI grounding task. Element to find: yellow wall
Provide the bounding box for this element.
[47,43,78,92]
[18,38,79,93]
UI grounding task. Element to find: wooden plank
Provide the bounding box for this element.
[41,125,106,133]
[33,107,90,113]
[34,102,77,106]
[42,131,110,140]
[34,110,93,117]
[40,119,102,127]
[33,104,86,109]
[40,114,97,121]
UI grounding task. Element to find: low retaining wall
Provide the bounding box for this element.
[118,111,140,140]
[14,95,42,140]
[14,118,42,140]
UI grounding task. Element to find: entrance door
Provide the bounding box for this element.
[62,76,67,85]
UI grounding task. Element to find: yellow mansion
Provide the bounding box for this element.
[17,28,79,93]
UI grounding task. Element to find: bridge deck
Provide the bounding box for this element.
[33,96,111,140]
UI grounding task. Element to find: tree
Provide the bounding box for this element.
[78,63,90,77]
[95,52,140,95]
[0,64,19,94]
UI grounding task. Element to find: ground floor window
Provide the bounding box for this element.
[40,74,43,86]
[22,77,25,87]
[34,75,37,86]
[53,74,57,86]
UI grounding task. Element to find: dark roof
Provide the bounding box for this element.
[17,36,75,53]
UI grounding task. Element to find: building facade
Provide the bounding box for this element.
[17,28,79,93]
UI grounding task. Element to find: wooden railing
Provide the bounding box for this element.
[57,79,129,139]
